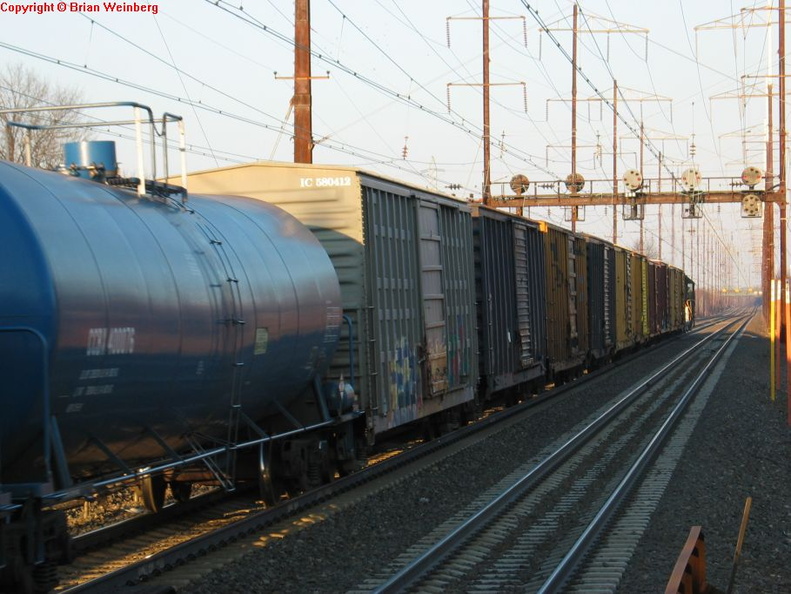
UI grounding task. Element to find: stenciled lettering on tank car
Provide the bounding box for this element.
[86,326,136,356]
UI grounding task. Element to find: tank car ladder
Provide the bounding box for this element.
[196,219,248,489]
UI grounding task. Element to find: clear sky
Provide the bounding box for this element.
[0,0,780,288]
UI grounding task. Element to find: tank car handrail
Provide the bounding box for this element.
[3,102,156,186]
[343,314,355,388]
[0,326,57,499]
[2,101,188,196]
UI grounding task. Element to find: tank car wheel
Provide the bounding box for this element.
[169,481,192,503]
[140,473,167,513]
[258,443,281,507]
[336,435,366,478]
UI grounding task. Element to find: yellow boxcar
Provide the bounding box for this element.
[614,246,634,351]
[543,223,586,378]
[667,266,686,331]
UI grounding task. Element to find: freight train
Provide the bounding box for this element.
[0,141,693,592]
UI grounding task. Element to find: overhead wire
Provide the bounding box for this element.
[207,0,559,181]
[0,82,255,165]
[151,17,218,166]
[0,40,474,181]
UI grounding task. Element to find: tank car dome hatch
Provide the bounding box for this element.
[679,168,702,192]
[61,140,119,181]
[564,172,585,193]
[509,174,530,196]
[623,169,643,191]
[741,165,764,188]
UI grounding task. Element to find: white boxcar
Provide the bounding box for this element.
[181,162,478,441]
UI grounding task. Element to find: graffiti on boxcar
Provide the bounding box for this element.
[425,335,448,394]
[388,337,420,419]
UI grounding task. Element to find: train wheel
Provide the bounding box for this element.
[140,474,167,513]
[258,443,280,507]
[169,481,192,503]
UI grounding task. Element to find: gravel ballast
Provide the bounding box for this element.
[618,316,791,593]
[180,317,790,593]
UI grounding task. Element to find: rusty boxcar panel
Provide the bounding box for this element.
[543,224,585,375]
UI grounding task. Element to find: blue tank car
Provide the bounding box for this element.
[0,159,345,500]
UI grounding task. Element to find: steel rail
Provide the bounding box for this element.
[536,315,750,593]
[372,316,743,594]
[58,324,706,593]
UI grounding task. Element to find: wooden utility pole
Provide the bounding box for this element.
[447,7,526,204]
[639,120,645,253]
[294,0,313,163]
[570,3,579,231]
[612,81,618,244]
[543,7,648,233]
[658,151,663,260]
[697,5,784,324]
[483,0,492,204]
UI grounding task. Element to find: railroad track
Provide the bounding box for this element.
[54,387,549,591]
[53,319,735,593]
[359,314,749,593]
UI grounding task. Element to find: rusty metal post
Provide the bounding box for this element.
[765,84,775,324]
[786,280,791,422]
[777,278,783,391]
[771,279,777,402]
[665,526,707,594]
[294,0,313,163]
[726,497,753,594]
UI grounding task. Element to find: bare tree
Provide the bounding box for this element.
[632,236,659,260]
[0,64,87,170]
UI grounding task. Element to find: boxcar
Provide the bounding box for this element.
[543,222,587,378]
[631,252,649,344]
[613,245,634,351]
[583,235,616,362]
[654,261,670,335]
[471,205,546,398]
[181,162,478,441]
[668,266,686,331]
[574,236,590,361]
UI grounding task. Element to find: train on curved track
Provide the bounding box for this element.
[0,139,694,592]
